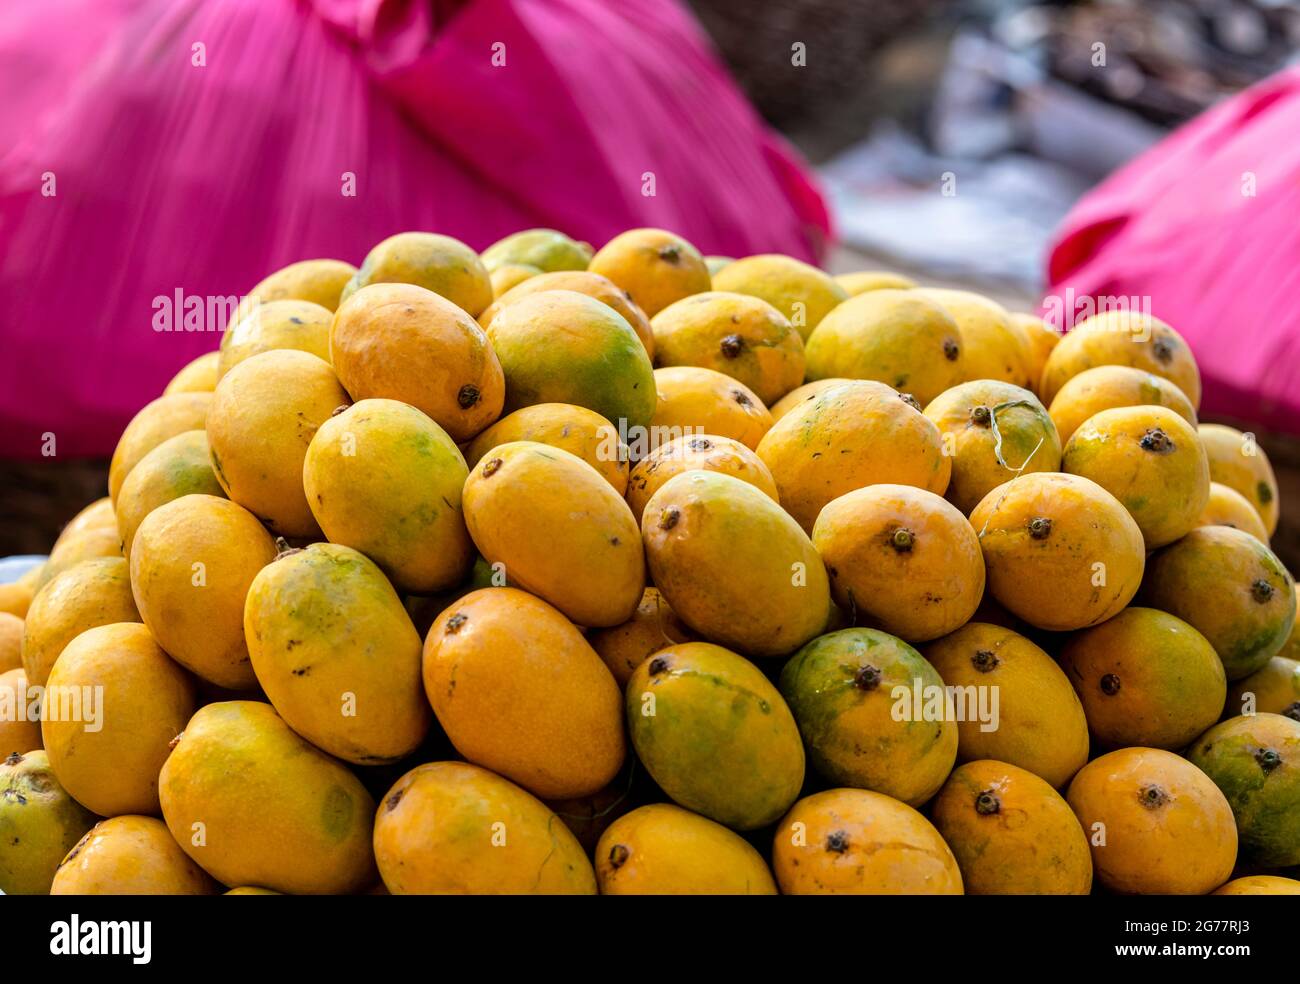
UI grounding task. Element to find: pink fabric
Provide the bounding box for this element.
[0,0,830,458]
[1047,66,1300,435]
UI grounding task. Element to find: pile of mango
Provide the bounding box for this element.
[2,227,1299,895]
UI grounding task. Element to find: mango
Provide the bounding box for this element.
[479,269,654,358]
[756,380,951,533]
[217,298,333,379]
[1198,423,1280,535]
[480,228,592,274]
[1059,608,1225,750]
[1214,875,1300,895]
[303,400,474,593]
[245,543,430,765]
[711,253,847,339]
[918,288,1032,388]
[1039,310,1201,408]
[626,433,778,524]
[1227,656,1300,720]
[588,228,710,317]
[772,788,962,894]
[813,484,984,642]
[423,588,624,798]
[0,612,22,672]
[587,587,694,687]
[465,402,628,494]
[163,351,220,395]
[648,366,772,453]
[1067,747,1236,894]
[108,392,212,503]
[0,751,97,895]
[43,622,195,817]
[923,623,1089,788]
[626,641,804,830]
[595,804,777,895]
[779,628,957,805]
[51,816,218,895]
[130,494,277,690]
[22,557,141,687]
[489,263,541,297]
[833,270,916,295]
[0,669,40,757]
[462,442,644,627]
[1141,525,1295,680]
[54,498,117,549]
[931,760,1092,895]
[1011,312,1060,395]
[805,289,963,404]
[373,761,595,894]
[1062,405,1209,549]
[1198,482,1270,542]
[115,430,226,559]
[159,701,377,894]
[642,471,830,657]
[1047,364,1196,444]
[225,886,282,895]
[970,472,1145,631]
[330,282,504,442]
[207,349,349,537]
[650,291,805,406]
[342,231,492,316]
[767,377,850,421]
[34,523,121,591]
[485,289,657,430]
[247,258,357,311]
[923,380,1061,515]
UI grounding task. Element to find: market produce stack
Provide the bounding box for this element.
[2,227,1297,896]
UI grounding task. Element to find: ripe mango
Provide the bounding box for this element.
[1011,312,1060,394]
[648,366,772,453]
[245,543,430,765]
[217,299,333,380]
[0,669,40,757]
[1047,364,1196,444]
[626,433,778,524]
[51,816,218,895]
[22,557,141,687]
[159,701,377,894]
[1226,655,1300,719]
[1199,482,1270,542]
[423,588,624,798]
[108,392,212,503]
[587,587,695,686]
[342,232,492,317]
[462,442,644,627]
[130,494,278,690]
[595,803,777,894]
[480,228,592,275]
[247,258,357,312]
[833,270,916,295]
[33,524,121,593]
[588,228,710,318]
[374,761,596,894]
[0,613,20,672]
[465,402,629,495]
[1214,876,1300,895]
[1198,422,1280,535]
[303,400,474,593]
[642,471,830,657]
[163,351,220,395]
[626,642,804,830]
[918,288,1032,388]
[711,253,847,340]
[115,430,226,559]
[0,751,97,895]
[479,270,654,358]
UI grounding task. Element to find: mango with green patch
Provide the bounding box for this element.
[1047,364,1196,444]
[115,430,226,559]
[340,231,492,316]
[0,751,97,895]
[479,269,653,358]
[1198,422,1280,536]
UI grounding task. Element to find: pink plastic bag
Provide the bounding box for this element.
[0,0,830,458]
[1047,66,1300,435]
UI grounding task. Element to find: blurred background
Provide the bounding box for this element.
[2,0,1299,563]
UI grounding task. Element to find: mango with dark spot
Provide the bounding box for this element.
[588,586,695,687]
[772,787,962,894]
[1047,364,1196,445]
[245,543,430,765]
[465,402,629,495]
[588,228,710,318]
[626,433,778,525]
[780,628,956,805]
[648,366,772,453]
[1198,423,1280,536]
[373,761,595,894]
[0,750,97,895]
[51,816,218,895]
[917,288,1032,389]
[159,701,377,894]
[625,642,804,830]
[218,299,333,381]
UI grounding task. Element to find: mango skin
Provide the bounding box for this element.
[486,289,657,431]
[833,270,916,295]
[109,392,213,504]
[780,628,956,805]
[595,803,778,895]
[1059,607,1225,751]
[130,494,278,690]
[115,430,227,559]
[43,622,196,817]
[1227,655,1300,720]
[931,760,1092,895]
[342,231,493,317]
[924,623,1089,789]
[0,669,40,757]
[1198,423,1280,535]
[217,299,333,380]
[642,471,831,658]
[462,442,644,628]
[1062,405,1210,550]
[1048,364,1196,444]
[1214,875,1300,895]
[1199,482,1270,543]
[711,253,848,340]
[51,816,218,895]
[159,701,377,894]
[1141,525,1295,680]
[626,642,805,830]
[768,378,850,422]
[330,282,504,442]
[650,291,806,406]
[163,351,221,395]
[757,379,951,534]
[374,761,596,894]
[805,289,963,405]
[423,588,625,799]
[0,750,98,895]
[626,433,778,524]
[923,380,1062,515]
[1067,747,1236,894]
[244,543,431,765]
[648,366,772,453]
[970,472,1145,632]
[0,612,20,672]
[481,228,592,274]
[304,400,474,593]
[918,288,1032,388]
[207,349,350,538]
[1012,312,1060,396]
[588,227,711,318]
[466,402,629,495]
[22,557,141,687]
[247,258,357,312]
[587,587,695,687]
[773,788,963,895]
[37,500,121,591]
[1188,713,1300,867]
